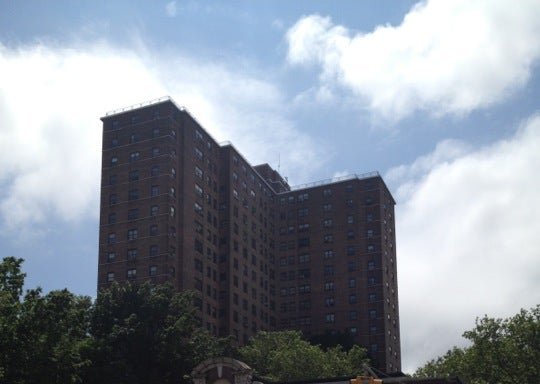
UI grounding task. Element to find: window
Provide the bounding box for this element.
[349,311,358,320]
[152,127,160,137]
[369,293,376,302]
[151,185,159,197]
[109,174,117,185]
[149,244,159,256]
[299,254,310,263]
[152,147,160,157]
[108,213,116,224]
[129,152,140,162]
[323,219,333,228]
[127,229,138,240]
[106,252,116,262]
[325,313,335,323]
[349,294,357,304]
[325,297,335,307]
[128,189,139,201]
[298,237,310,247]
[151,205,159,216]
[171,168,176,178]
[195,184,203,197]
[348,261,357,271]
[366,213,373,222]
[347,230,355,239]
[367,244,375,253]
[110,156,118,166]
[298,223,309,232]
[151,165,160,177]
[130,133,138,143]
[298,284,311,294]
[323,188,332,197]
[195,147,203,160]
[347,215,354,224]
[348,278,356,288]
[298,193,309,202]
[367,229,374,238]
[149,265,158,276]
[127,249,138,260]
[128,209,138,220]
[298,269,310,278]
[110,138,118,147]
[369,310,377,319]
[195,166,203,178]
[324,250,334,259]
[127,269,137,279]
[324,265,334,276]
[170,206,175,217]
[347,246,355,256]
[107,272,115,282]
[323,203,332,211]
[149,224,158,236]
[194,202,203,216]
[298,208,308,217]
[368,261,375,270]
[109,194,118,205]
[324,281,334,291]
[107,233,116,244]
[129,170,139,181]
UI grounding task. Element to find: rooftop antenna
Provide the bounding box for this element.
[277,153,281,173]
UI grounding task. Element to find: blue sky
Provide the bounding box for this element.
[1,0,540,373]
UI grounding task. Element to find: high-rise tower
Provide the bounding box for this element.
[98,97,400,372]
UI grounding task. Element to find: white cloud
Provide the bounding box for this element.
[165,1,177,17]
[388,115,540,372]
[0,41,323,232]
[286,0,540,120]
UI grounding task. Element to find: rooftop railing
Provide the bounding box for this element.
[105,96,179,117]
[290,171,380,191]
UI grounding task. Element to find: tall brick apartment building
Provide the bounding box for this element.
[98,97,401,373]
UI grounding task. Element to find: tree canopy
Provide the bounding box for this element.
[238,330,369,381]
[0,257,224,384]
[414,305,540,384]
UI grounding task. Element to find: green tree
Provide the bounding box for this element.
[0,257,92,384]
[83,281,224,383]
[415,305,540,384]
[238,330,368,381]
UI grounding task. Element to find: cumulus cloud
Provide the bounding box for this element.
[0,41,323,232]
[165,1,177,17]
[286,0,540,120]
[388,115,540,371]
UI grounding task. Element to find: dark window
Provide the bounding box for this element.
[151,166,160,177]
[151,185,159,197]
[127,249,138,260]
[149,265,158,276]
[129,152,140,162]
[128,189,139,200]
[110,156,118,166]
[127,269,136,279]
[151,205,159,216]
[149,244,159,256]
[152,147,160,157]
[129,170,139,181]
[108,213,116,224]
[128,209,138,220]
[109,174,117,185]
[149,224,158,236]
